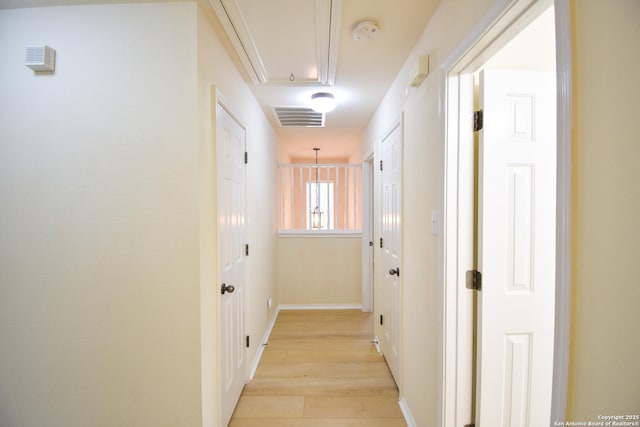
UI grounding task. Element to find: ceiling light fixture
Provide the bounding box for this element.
[310,92,336,113]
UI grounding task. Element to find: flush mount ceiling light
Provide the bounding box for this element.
[310,92,336,113]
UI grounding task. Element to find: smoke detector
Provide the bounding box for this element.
[352,21,380,41]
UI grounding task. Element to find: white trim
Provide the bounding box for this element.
[440,0,570,426]
[550,0,572,423]
[441,71,476,427]
[209,0,341,86]
[441,0,513,72]
[213,90,249,427]
[208,0,268,84]
[249,306,280,379]
[277,230,362,238]
[441,0,551,73]
[278,304,363,311]
[361,153,375,313]
[399,396,418,427]
[200,86,219,427]
[375,113,404,389]
[315,0,342,86]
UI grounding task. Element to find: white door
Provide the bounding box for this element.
[217,103,247,427]
[476,69,556,426]
[379,120,402,385]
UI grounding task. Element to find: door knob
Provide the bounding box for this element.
[389,267,400,276]
[220,283,235,295]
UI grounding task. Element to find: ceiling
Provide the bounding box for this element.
[0,0,441,160]
[209,0,440,159]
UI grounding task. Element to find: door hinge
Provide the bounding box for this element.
[379,160,383,171]
[379,238,383,248]
[245,244,249,256]
[379,314,384,325]
[244,151,248,164]
[464,424,476,427]
[473,110,483,132]
[246,335,250,348]
[369,241,374,247]
[466,269,482,291]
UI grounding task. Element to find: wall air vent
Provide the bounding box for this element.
[274,107,325,127]
[25,45,56,72]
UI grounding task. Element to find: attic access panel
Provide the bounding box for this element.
[210,0,342,85]
[239,0,317,82]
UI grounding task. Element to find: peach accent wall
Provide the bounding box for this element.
[279,163,362,230]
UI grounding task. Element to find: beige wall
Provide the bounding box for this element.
[365,0,640,424]
[0,3,201,426]
[2,0,638,425]
[277,236,362,306]
[0,2,279,426]
[568,0,640,418]
[197,4,279,425]
[364,0,496,424]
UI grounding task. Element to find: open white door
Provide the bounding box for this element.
[379,119,402,385]
[217,103,247,427]
[476,69,556,426]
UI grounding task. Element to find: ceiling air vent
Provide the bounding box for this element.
[274,107,325,127]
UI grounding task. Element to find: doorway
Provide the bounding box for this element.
[378,117,403,386]
[442,0,572,425]
[216,98,249,427]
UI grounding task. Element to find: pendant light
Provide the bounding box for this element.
[311,148,323,229]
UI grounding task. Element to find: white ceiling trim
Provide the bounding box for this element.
[209,0,268,84]
[209,0,342,86]
[315,0,342,86]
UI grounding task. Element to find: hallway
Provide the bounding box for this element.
[2,2,639,426]
[229,310,406,426]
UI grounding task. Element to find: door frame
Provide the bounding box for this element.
[200,87,249,427]
[362,152,375,313]
[440,0,572,425]
[375,115,404,386]
[215,94,249,427]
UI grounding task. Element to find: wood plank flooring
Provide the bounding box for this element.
[229,309,406,427]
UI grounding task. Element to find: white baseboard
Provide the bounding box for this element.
[278,303,363,310]
[398,396,417,427]
[248,306,280,379]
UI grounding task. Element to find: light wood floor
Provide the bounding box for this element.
[229,309,407,427]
